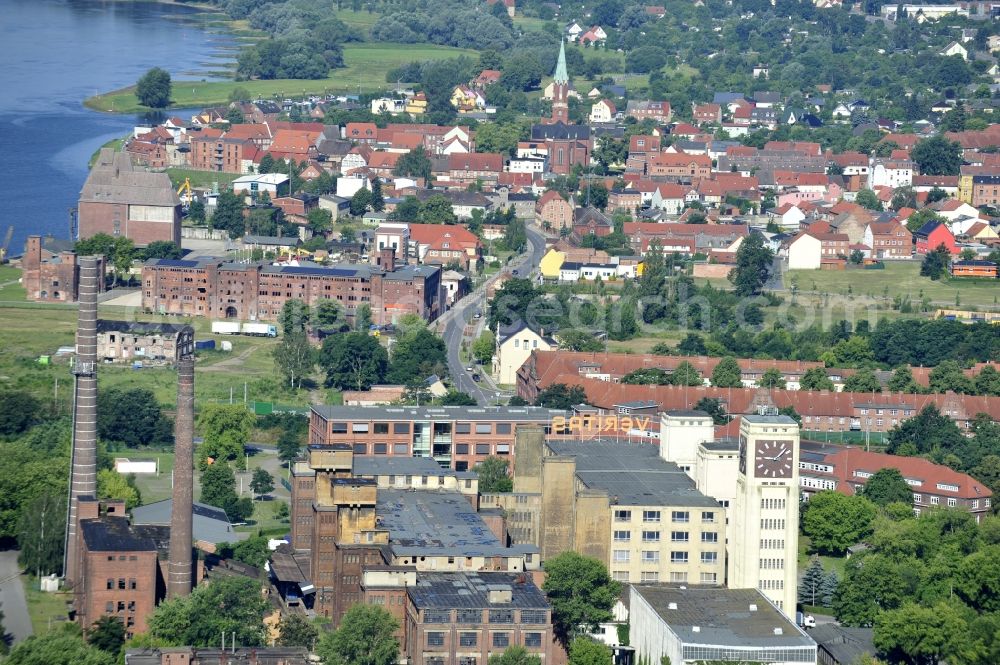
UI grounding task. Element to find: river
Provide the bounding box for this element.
[0,0,237,254]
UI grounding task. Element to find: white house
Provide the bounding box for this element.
[340,149,369,175]
[831,103,853,120]
[869,158,913,189]
[231,173,289,197]
[375,223,409,255]
[941,41,968,61]
[335,174,370,199]
[493,320,556,385]
[509,156,547,174]
[932,199,980,222]
[559,261,618,282]
[590,99,617,124]
[770,203,806,231]
[650,184,689,215]
[786,232,822,270]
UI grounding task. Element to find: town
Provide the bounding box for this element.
[2,1,1000,665]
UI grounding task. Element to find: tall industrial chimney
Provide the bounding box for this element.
[168,329,196,598]
[64,257,100,586]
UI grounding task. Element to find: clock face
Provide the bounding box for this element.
[754,440,793,479]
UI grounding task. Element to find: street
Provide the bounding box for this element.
[439,223,547,405]
[0,550,33,646]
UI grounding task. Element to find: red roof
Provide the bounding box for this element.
[826,448,991,501]
[346,122,378,139]
[448,153,503,173]
[408,224,481,251]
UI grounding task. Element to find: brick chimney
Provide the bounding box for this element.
[378,246,396,272]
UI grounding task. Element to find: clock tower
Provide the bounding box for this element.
[728,412,800,616]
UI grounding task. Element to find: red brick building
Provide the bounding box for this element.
[141,257,442,326]
[646,152,712,179]
[864,221,912,259]
[535,190,574,229]
[189,135,258,173]
[20,235,106,303]
[79,149,181,246]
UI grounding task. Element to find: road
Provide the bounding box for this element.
[0,550,32,646]
[439,224,547,405]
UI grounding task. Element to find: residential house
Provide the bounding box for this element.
[930,199,981,222]
[770,203,807,231]
[963,222,999,244]
[914,219,958,254]
[535,191,575,229]
[650,183,690,214]
[450,86,487,113]
[692,103,722,125]
[447,153,504,187]
[786,232,822,270]
[408,224,482,271]
[951,260,998,278]
[647,152,712,180]
[345,122,379,144]
[494,321,557,385]
[590,99,617,124]
[572,206,613,239]
[870,157,914,189]
[940,41,968,60]
[625,100,672,124]
[863,221,913,259]
[579,26,608,45]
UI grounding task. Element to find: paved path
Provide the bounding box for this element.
[0,550,32,646]
[438,224,547,405]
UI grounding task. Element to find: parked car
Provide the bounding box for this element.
[472,372,481,381]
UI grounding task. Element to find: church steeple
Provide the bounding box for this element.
[553,39,569,84]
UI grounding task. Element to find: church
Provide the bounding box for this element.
[531,41,592,175]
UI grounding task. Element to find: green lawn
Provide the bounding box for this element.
[22,577,73,634]
[167,168,240,190]
[786,262,1000,310]
[798,536,849,578]
[335,8,382,34]
[84,43,478,113]
[513,15,554,33]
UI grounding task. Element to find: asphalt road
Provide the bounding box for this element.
[0,550,32,646]
[439,224,547,405]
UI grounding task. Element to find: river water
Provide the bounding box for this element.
[0,0,237,254]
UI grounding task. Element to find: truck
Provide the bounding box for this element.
[242,323,278,337]
[212,321,241,335]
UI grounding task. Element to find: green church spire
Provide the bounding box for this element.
[553,39,569,84]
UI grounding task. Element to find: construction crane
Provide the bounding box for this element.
[176,177,193,206]
[0,225,13,264]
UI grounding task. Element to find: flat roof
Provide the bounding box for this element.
[633,586,816,649]
[546,440,718,508]
[377,489,537,559]
[742,414,799,425]
[96,320,193,336]
[81,517,167,553]
[408,571,550,610]
[312,405,568,421]
[354,455,460,477]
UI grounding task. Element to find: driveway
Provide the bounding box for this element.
[0,550,32,645]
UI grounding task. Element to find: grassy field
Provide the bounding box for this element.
[84,43,478,114]
[513,15,554,33]
[167,167,240,190]
[22,578,73,635]
[787,262,1000,310]
[335,8,382,35]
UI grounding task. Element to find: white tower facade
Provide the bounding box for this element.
[728,413,800,616]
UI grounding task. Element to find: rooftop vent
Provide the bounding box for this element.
[774,628,783,635]
[667,602,678,610]
[692,626,700,633]
[749,604,758,612]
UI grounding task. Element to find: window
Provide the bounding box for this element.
[492,633,510,648]
[641,571,659,583]
[614,510,632,522]
[331,422,348,434]
[496,423,511,434]
[427,632,445,647]
[913,493,922,504]
[459,633,477,647]
[612,571,629,582]
[490,609,514,624]
[613,530,631,542]
[353,443,367,454]
[457,609,481,623]
[701,532,719,543]
[374,443,387,454]
[670,531,689,543]
[520,610,547,624]
[642,550,660,563]
[701,511,715,523]
[669,572,688,583]
[456,444,469,455]
[930,496,940,505]
[475,424,492,434]
[456,423,471,434]
[672,511,689,523]
[106,579,114,590]
[700,572,718,584]
[105,602,114,612]
[947,498,957,507]
[129,578,137,590]
[524,633,542,648]
[351,424,370,433]
[670,551,689,564]
[118,578,126,590]
[642,530,661,543]
[476,444,490,455]
[613,550,630,563]
[393,423,409,434]
[643,510,661,523]
[424,610,451,623]
[701,551,718,564]
[374,423,389,434]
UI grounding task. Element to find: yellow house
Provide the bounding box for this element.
[450,86,483,113]
[539,248,566,279]
[968,222,999,242]
[959,172,973,204]
[493,320,557,385]
[406,92,427,115]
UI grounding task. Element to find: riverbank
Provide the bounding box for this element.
[84,42,477,114]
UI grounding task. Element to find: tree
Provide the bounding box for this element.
[6,628,116,665]
[820,571,839,607]
[250,468,274,500]
[489,646,542,665]
[220,534,270,568]
[694,397,729,425]
[355,303,373,332]
[886,404,965,457]
[87,616,125,654]
[543,552,621,645]
[136,67,171,108]
[799,558,826,606]
[862,468,914,507]
[928,360,975,394]
[273,332,316,389]
[472,330,496,365]
[17,491,65,578]
[800,367,835,391]
[420,195,458,224]
[912,136,963,176]
[307,208,333,235]
[534,383,587,410]
[211,190,245,238]
[670,361,702,386]
[558,330,604,352]
[97,469,141,510]
[621,368,672,385]
[200,463,239,512]
[710,356,743,388]
[757,367,786,389]
[387,328,447,384]
[197,404,255,465]
[315,300,342,326]
[276,613,319,648]
[97,387,172,447]
[474,456,513,493]
[920,244,950,281]
[887,366,923,394]
[802,491,878,555]
[0,389,40,435]
[320,332,389,390]
[149,576,269,647]
[843,368,881,393]
[351,188,373,216]
[142,241,183,260]
[568,638,612,665]
[439,390,477,406]
[370,177,385,212]
[728,232,773,296]
[277,427,303,467]
[315,604,399,665]
[393,146,433,183]
[855,189,882,211]
[975,365,1000,396]
[873,601,971,665]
